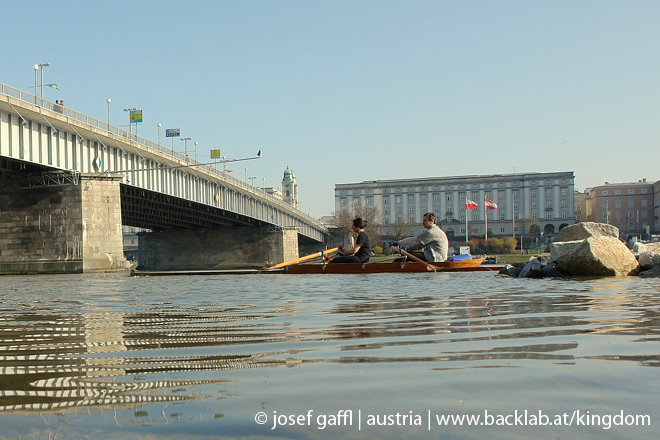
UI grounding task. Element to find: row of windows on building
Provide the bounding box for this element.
[602,199,649,208]
[377,205,569,217]
[340,188,569,207]
[601,211,649,220]
[340,188,569,202]
[376,211,569,225]
[340,197,569,223]
[601,188,649,195]
[338,179,571,196]
[397,226,523,236]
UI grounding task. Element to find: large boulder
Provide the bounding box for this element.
[554,222,619,243]
[632,242,648,254]
[631,242,660,255]
[533,253,552,266]
[550,236,639,276]
[498,263,522,277]
[542,265,565,277]
[638,252,660,269]
[519,258,543,278]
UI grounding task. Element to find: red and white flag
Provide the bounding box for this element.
[485,198,498,210]
[466,200,478,210]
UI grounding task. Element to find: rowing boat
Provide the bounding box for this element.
[131,250,502,277]
[281,258,501,274]
[131,259,502,276]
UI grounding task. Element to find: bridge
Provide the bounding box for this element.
[0,81,329,274]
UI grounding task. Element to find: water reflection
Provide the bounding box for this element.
[0,305,302,412]
[0,273,659,438]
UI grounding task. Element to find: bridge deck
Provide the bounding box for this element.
[1,82,328,241]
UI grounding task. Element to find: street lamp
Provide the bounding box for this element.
[33,64,38,104]
[194,141,198,162]
[244,168,248,183]
[262,177,266,192]
[157,123,161,146]
[38,63,49,99]
[106,99,111,128]
[181,137,191,156]
[33,63,50,104]
[249,177,256,186]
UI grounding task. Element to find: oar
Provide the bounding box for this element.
[393,246,439,272]
[261,247,340,271]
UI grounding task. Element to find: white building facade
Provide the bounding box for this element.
[335,171,575,239]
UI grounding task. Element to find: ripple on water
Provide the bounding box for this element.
[0,272,658,438]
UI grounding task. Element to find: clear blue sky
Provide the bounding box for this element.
[3,1,659,217]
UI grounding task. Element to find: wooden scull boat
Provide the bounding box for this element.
[131,259,503,276]
[130,250,504,276]
[281,258,501,274]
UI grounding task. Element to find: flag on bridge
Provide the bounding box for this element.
[466,200,478,209]
[485,198,498,210]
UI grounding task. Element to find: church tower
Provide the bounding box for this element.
[281,166,298,208]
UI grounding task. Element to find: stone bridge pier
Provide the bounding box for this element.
[0,174,321,274]
[0,174,129,274]
[137,226,301,271]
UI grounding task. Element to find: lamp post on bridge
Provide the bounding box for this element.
[244,168,248,183]
[33,65,38,104]
[194,141,198,162]
[249,177,256,186]
[181,137,191,156]
[39,63,49,99]
[33,63,50,104]
[107,99,111,128]
[157,123,161,146]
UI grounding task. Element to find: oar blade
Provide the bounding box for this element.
[261,247,339,271]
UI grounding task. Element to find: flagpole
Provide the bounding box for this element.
[466,207,469,243]
[512,191,515,246]
[484,196,488,240]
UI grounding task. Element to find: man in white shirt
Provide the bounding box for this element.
[392,212,448,262]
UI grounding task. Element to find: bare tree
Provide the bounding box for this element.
[328,209,353,244]
[386,216,409,241]
[330,203,384,246]
[519,216,541,248]
[352,203,381,235]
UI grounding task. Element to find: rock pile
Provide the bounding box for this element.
[633,241,660,278]
[498,222,660,278]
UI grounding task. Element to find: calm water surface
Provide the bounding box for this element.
[0,271,658,439]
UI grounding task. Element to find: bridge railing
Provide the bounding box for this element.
[1,81,326,229]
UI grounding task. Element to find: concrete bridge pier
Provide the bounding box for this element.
[0,174,129,274]
[137,226,301,271]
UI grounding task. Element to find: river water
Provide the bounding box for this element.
[0,271,658,439]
